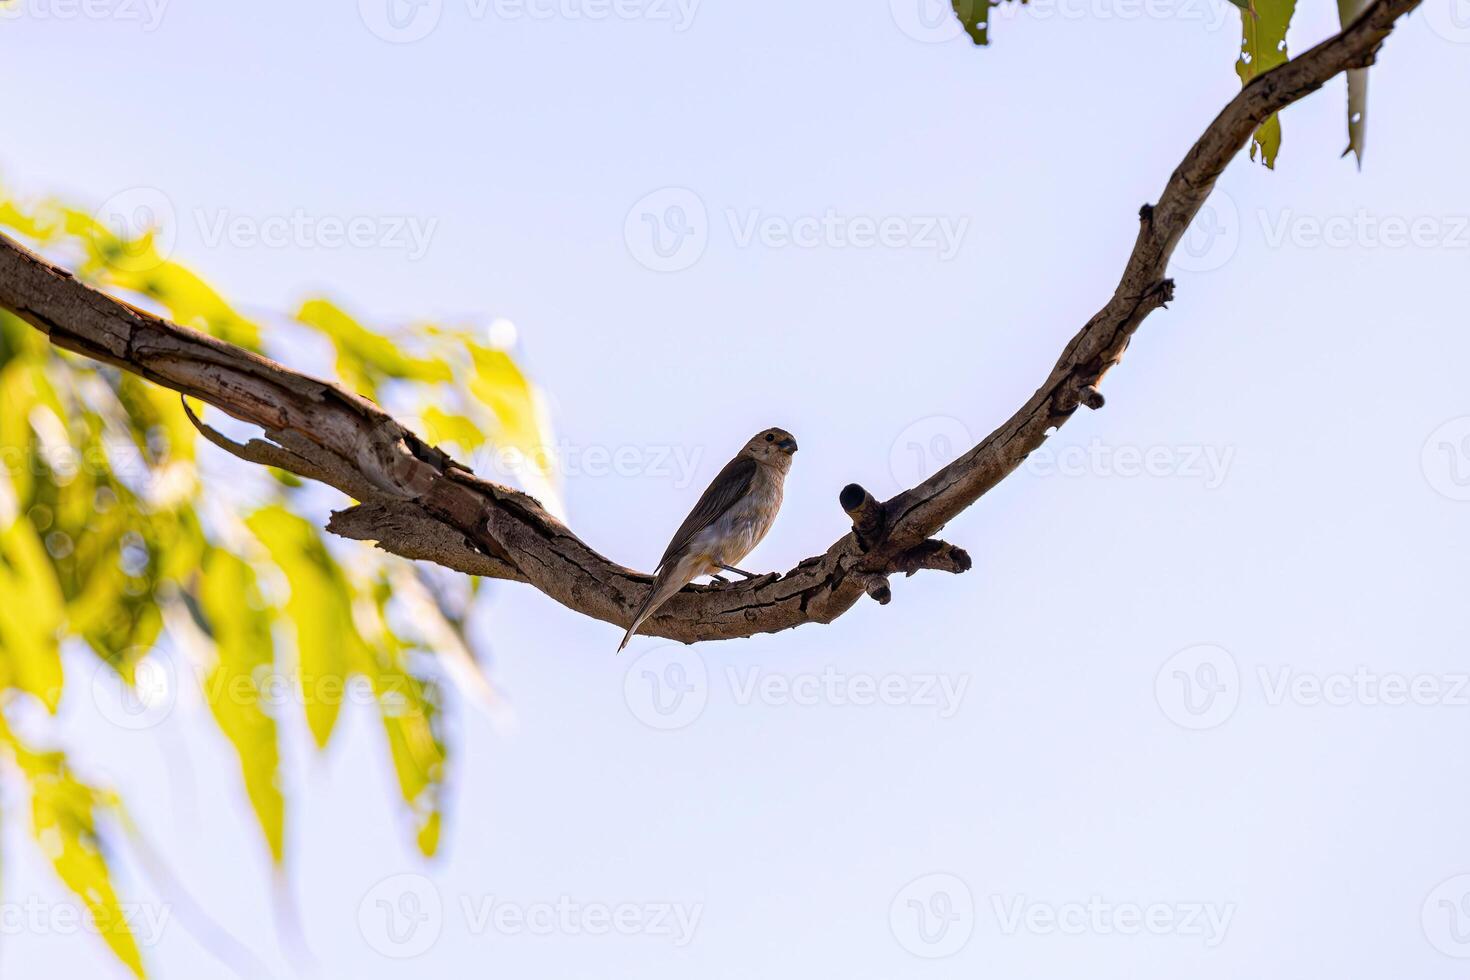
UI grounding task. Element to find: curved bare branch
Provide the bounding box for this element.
[0,0,1421,644]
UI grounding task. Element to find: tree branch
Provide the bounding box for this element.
[0,0,1421,643]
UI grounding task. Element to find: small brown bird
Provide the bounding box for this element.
[618,427,798,652]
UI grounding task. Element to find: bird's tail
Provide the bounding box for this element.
[617,567,684,653]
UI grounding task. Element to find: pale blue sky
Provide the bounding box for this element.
[2,1,1469,977]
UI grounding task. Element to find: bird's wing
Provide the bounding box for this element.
[656,455,758,571]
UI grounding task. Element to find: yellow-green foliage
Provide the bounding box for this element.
[1235,0,1298,167]
[0,184,555,976]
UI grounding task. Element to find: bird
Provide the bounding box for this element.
[618,427,798,652]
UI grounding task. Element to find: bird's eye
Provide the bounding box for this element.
[765,433,775,442]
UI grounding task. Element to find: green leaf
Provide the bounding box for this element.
[295,298,451,399]
[115,372,200,468]
[114,260,262,350]
[0,198,61,242]
[952,0,996,45]
[0,179,525,889]
[417,810,442,857]
[1336,0,1370,165]
[198,548,286,864]
[461,338,561,513]
[421,407,487,454]
[5,201,264,349]
[1235,0,1297,168]
[236,514,448,854]
[355,577,448,857]
[372,660,447,857]
[63,506,176,675]
[0,720,147,978]
[244,506,359,749]
[0,520,66,711]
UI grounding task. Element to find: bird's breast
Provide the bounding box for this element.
[695,469,784,566]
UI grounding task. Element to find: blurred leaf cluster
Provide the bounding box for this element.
[0,185,556,976]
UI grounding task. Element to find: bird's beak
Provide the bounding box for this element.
[777,437,798,454]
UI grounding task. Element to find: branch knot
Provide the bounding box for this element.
[893,539,972,577]
[840,483,887,551]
